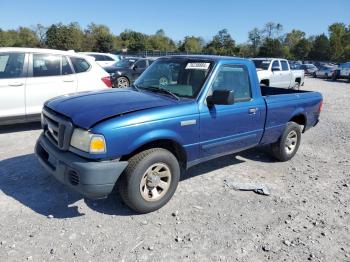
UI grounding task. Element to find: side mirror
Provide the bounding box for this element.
[207,90,235,106]
[132,64,137,70]
[271,66,280,72]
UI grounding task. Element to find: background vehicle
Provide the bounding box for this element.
[332,62,350,81]
[104,57,155,88]
[300,64,318,75]
[252,58,305,89]
[81,52,120,68]
[314,65,337,78]
[0,47,111,125]
[35,55,323,213]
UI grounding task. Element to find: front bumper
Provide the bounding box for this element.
[35,133,128,199]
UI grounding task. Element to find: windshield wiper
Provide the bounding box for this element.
[140,86,180,101]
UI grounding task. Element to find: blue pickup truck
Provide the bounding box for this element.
[35,55,323,213]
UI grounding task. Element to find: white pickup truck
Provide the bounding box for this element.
[251,58,305,89]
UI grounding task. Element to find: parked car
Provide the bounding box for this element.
[35,55,323,213]
[332,62,350,81]
[104,57,155,88]
[314,65,337,78]
[80,52,121,68]
[300,64,318,75]
[252,58,305,89]
[0,47,112,125]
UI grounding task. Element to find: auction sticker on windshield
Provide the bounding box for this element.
[185,62,210,70]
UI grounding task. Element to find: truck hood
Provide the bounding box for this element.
[45,89,177,129]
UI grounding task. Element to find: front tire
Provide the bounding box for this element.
[270,122,301,162]
[117,148,180,213]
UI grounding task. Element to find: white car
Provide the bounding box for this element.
[333,62,350,81]
[314,65,337,78]
[80,52,120,68]
[0,47,112,125]
[252,58,305,89]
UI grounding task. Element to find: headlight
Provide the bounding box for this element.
[70,128,106,154]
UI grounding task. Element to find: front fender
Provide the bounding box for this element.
[127,129,184,153]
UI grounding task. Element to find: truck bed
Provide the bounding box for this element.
[260,85,310,96]
[259,85,322,145]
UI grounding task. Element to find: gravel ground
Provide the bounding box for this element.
[0,78,349,262]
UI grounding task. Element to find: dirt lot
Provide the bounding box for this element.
[0,78,349,262]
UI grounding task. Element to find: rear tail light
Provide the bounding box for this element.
[318,100,323,113]
[101,76,112,88]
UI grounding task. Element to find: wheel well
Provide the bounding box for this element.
[290,114,306,132]
[120,139,187,170]
[260,79,269,86]
[295,77,301,84]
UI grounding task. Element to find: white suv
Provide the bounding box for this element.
[80,52,120,68]
[0,47,112,125]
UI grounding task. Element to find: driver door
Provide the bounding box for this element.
[199,64,265,158]
[132,60,147,79]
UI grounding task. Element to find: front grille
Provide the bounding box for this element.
[42,107,74,151]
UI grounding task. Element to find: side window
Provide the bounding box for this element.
[91,54,104,61]
[70,57,91,73]
[62,56,73,75]
[281,61,289,71]
[272,60,280,70]
[135,60,147,69]
[0,53,25,79]
[103,55,114,61]
[33,54,60,77]
[212,65,251,102]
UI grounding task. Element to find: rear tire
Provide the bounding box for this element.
[117,148,180,213]
[313,72,317,78]
[292,82,300,90]
[270,122,301,162]
[115,76,130,88]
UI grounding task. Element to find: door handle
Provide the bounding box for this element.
[8,82,24,87]
[63,79,74,83]
[248,107,258,114]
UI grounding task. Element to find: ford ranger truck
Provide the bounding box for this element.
[35,56,323,213]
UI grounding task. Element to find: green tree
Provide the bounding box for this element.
[46,22,84,51]
[178,36,204,53]
[284,30,306,52]
[247,28,262,56]
[32,24,47,47]
[291,38,311,60]
[204,29,237,55]
[119,30,149,51]
[262,22,283,39]
[238,43,256,58]
[16,27,39,47]
[308,34,331,61]
[0,29,18,46]
[84,23,115,52]
[258,38,284,57]
[328,23,348,61]
[147,29,176,51]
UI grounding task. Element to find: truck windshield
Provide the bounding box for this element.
[134,59,213,98]
[252,60,271,70]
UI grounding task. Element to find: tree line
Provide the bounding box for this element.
[0,22,349,62]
